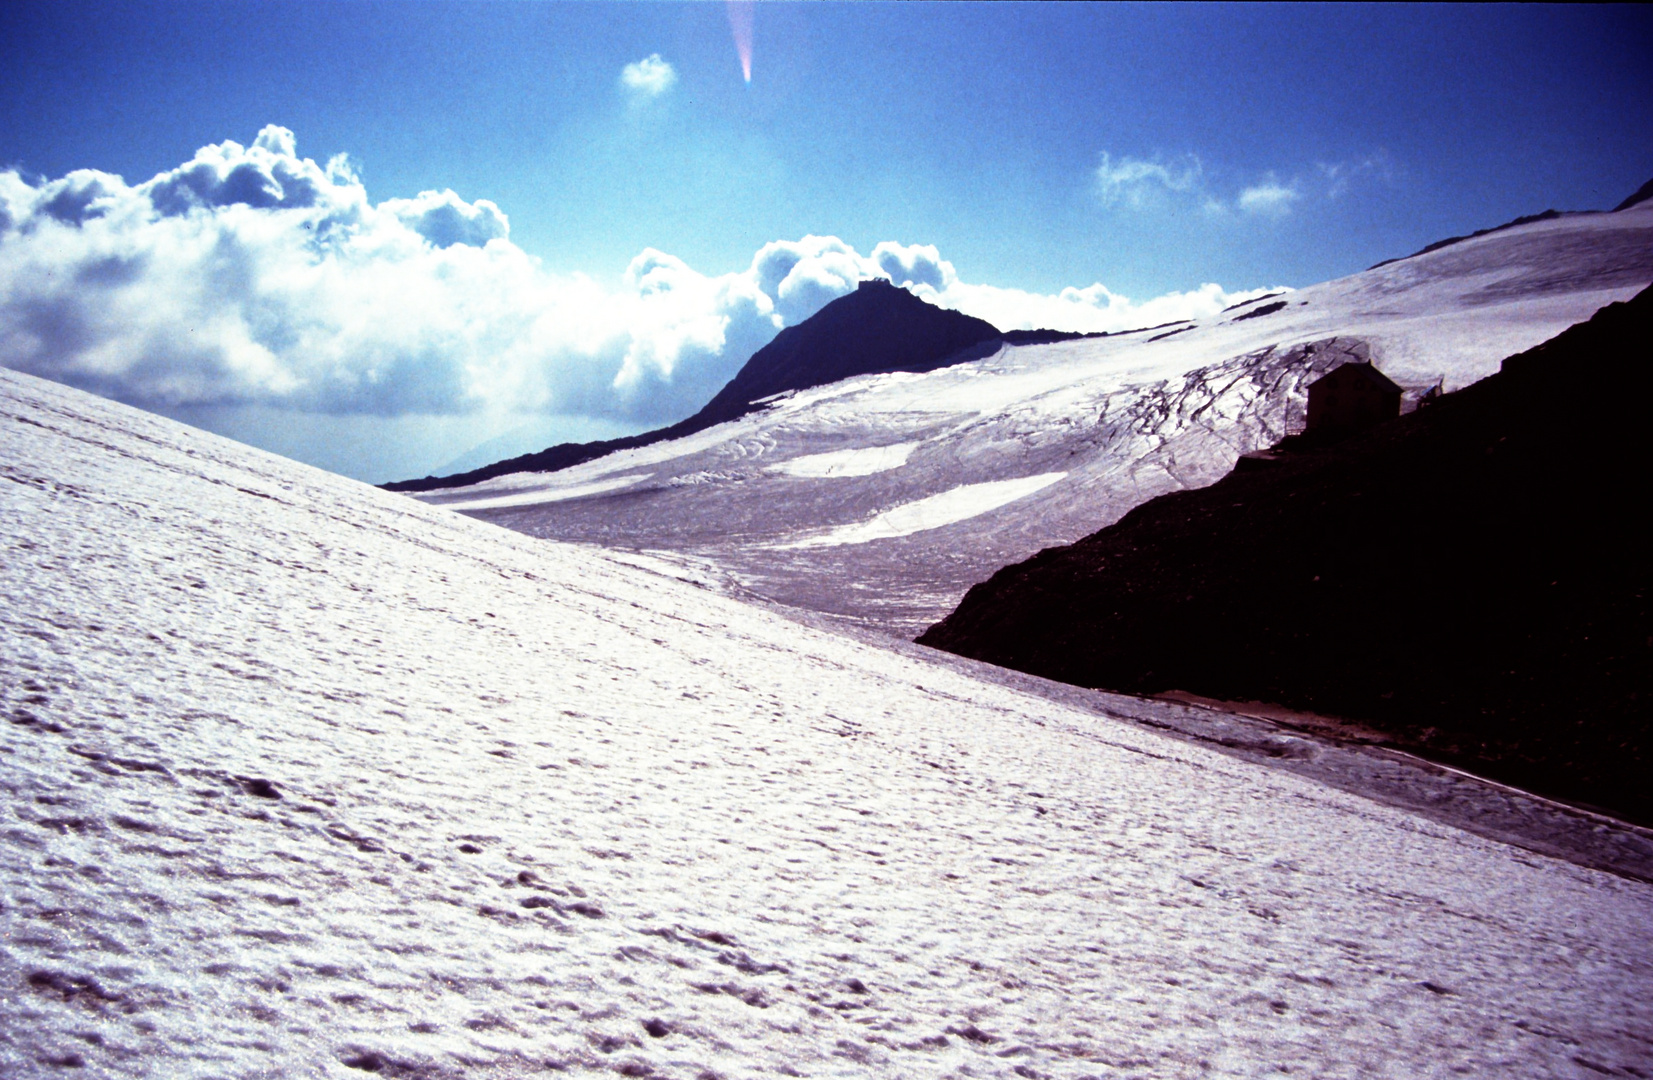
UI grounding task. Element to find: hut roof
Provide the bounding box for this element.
[1312,360,1402,394]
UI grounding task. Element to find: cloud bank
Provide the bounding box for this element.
[0,127,1275,476]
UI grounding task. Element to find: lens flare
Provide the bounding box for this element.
[727,0,754,83]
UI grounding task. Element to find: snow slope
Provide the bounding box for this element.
[417,205,1653,637]
[5,367,1653,1078]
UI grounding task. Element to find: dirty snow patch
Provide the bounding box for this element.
[778,472,1067,548]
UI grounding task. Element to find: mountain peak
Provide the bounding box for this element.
[384,282,1002,491]
[693,279,1003,420]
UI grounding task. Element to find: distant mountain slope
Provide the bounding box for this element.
[1366,209,1566,270]
[385,280,1001,492]
[400,203,1653,638]
[919,286,1653,822]
[1371,173,1653,269]
[1615,176,1653,211]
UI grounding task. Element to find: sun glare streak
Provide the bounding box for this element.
[727,0,754,83]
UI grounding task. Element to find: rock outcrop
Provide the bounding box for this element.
[920,286,1653,822]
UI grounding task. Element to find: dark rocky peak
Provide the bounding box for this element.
[695,279,1003,423]
[385,279,1003,492]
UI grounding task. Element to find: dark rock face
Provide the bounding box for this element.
[384,281,1002,492]
[919,286,1653,823]
[1231,300,1288,322]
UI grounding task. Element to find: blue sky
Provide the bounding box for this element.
[2,2,1650,480]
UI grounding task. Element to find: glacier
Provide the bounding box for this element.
[419,204,1653,639]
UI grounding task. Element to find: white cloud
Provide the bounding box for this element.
[725,235,1271,336]
[1237,180,1300,218]
[0,126,769,425]
[620,54,677,98]
[873,240,954,293]
[1096,149,1393,219]
[919,278,1278,335]
[383,188,509,248]
[1094,152,1203,209]
[1317,152,1397,199]
[0,127,1277,477]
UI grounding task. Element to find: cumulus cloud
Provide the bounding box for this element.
[748,236,883,324]
[0,126,1276,476]
[0,126,774,425]
[873,241,953,292]
[620,54,677,98]
[383,189,509,248]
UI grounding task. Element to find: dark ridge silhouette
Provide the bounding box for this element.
[385,280,1002,492]
[1127,319,1191,335]
[1366,177,1653,273]
[1367,210,1566,271]
[1001,328,1109,345]
[1231,299,1288,322]
[1614,176,1653,212]
[1221,291,1284,313]
[383,416,709,494]
[919,286,1653,823]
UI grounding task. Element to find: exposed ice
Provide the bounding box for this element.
[776,472,1069,548]
[5,366,1651,1078]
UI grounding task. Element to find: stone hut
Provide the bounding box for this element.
[1305,361,1402,435]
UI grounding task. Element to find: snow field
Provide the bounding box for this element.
[766,443,919,479]
[436,474,655,512]
[3,366,1652,1079]
[775,474,1070,549]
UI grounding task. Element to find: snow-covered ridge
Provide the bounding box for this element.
[422,205,1653,637]
[6,368,1651,1077]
